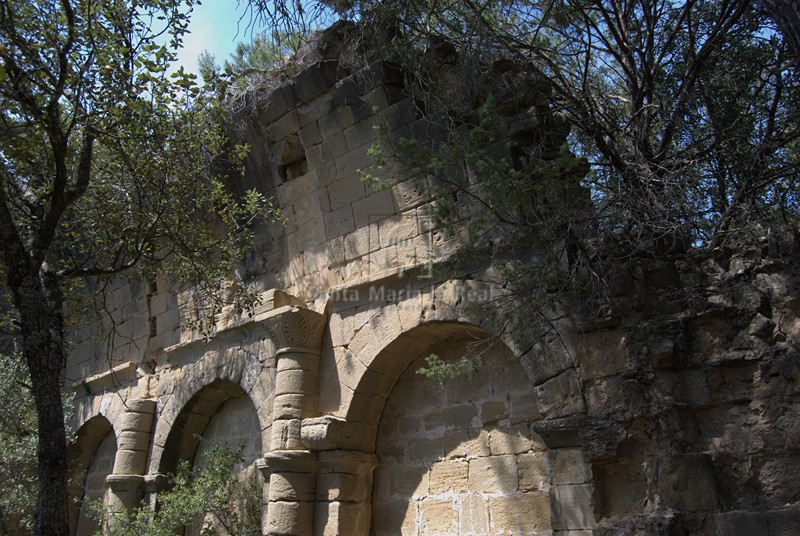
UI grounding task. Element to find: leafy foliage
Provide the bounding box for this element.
[417,353,481,385]
[249,0,800,351]
[198,30,295,94]
[249,0,800,245]
[0,354,37,534]
[98,442,262,536]
[0,352,74,534]
[0,1,281,533]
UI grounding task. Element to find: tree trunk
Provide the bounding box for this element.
[10,267,69,536]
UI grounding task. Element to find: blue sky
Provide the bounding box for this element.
[174,0,254,75]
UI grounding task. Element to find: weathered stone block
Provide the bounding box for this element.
[344,391,385,425]
[296,98,325,127]
[656,453,718,512]
[285,191,323,226]
[534,369,585,418]
[328,174,366,210]
[763,508,800,536]
[379,212,419,249]
[336,351,368,393]
[324,205,356,239]
[509,394,542,424]
[329,75,362,108]
[371,500,417,536]
[352,189,396,228]
[257,84,294,125]
[489,424,534,455]
[353,368,395,398]
[488,493,551,533]
[518,451,549,491]
[468,455,518,494]
[423,404,477,432]
[465,429,492,458]
[407,435,446,464]
[480,399,509,425]
[348,96,376,123]
[393,175,431,212]
[429,460,468,494]
[269,110,301,142]
[376,463,429,500]
[272,393,305,419]
[291,61,340,104]
[551,484,597,530]
[578,330,628,379]
[270,418,303,450]
[461,495,489,535]
[316,501,371,536]
[383,98,417,130]
[344,224,380,261]
[343,117,379,153]
[320,134,349,164]
[520,340,575,386]
[269,472,316,502]
[112,449,148,475]
[275,369,319,396]
[267,500,314,536]
[320,107,356,141]
[116,430,149,452]
[553,448,592,485]
[276,351,320,373]
[336,144,375,179]
[421,499,457,535]
[316,471,371,502]
[709,511,768,536]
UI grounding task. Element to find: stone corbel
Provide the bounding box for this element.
[300,415,376,453]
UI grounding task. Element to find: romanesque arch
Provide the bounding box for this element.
[372,330,552,534]
[148,338,277,477]
[157,379,263,475]
[68,415,116,536]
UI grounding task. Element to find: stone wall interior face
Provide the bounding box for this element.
[373,337,550,536]
[75,429,116,536]
[185,393,265,536]
[63,35,800,536]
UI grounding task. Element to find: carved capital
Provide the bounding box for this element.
[268,306,326,355]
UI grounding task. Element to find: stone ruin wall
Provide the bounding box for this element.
[64,33,800,536]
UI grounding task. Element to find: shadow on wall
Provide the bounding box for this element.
[68,415,116,536]
[161,380,266,536]
[371,336,551,535]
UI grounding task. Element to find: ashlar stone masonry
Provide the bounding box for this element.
[65,24,800,536]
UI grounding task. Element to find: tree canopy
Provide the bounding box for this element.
[251,0,800,248]
[0,0,276,533]
[247,0,800,346]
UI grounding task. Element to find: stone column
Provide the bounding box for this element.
[105,399,156,524]
[263,306,326,536]
[315,450,378,536]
